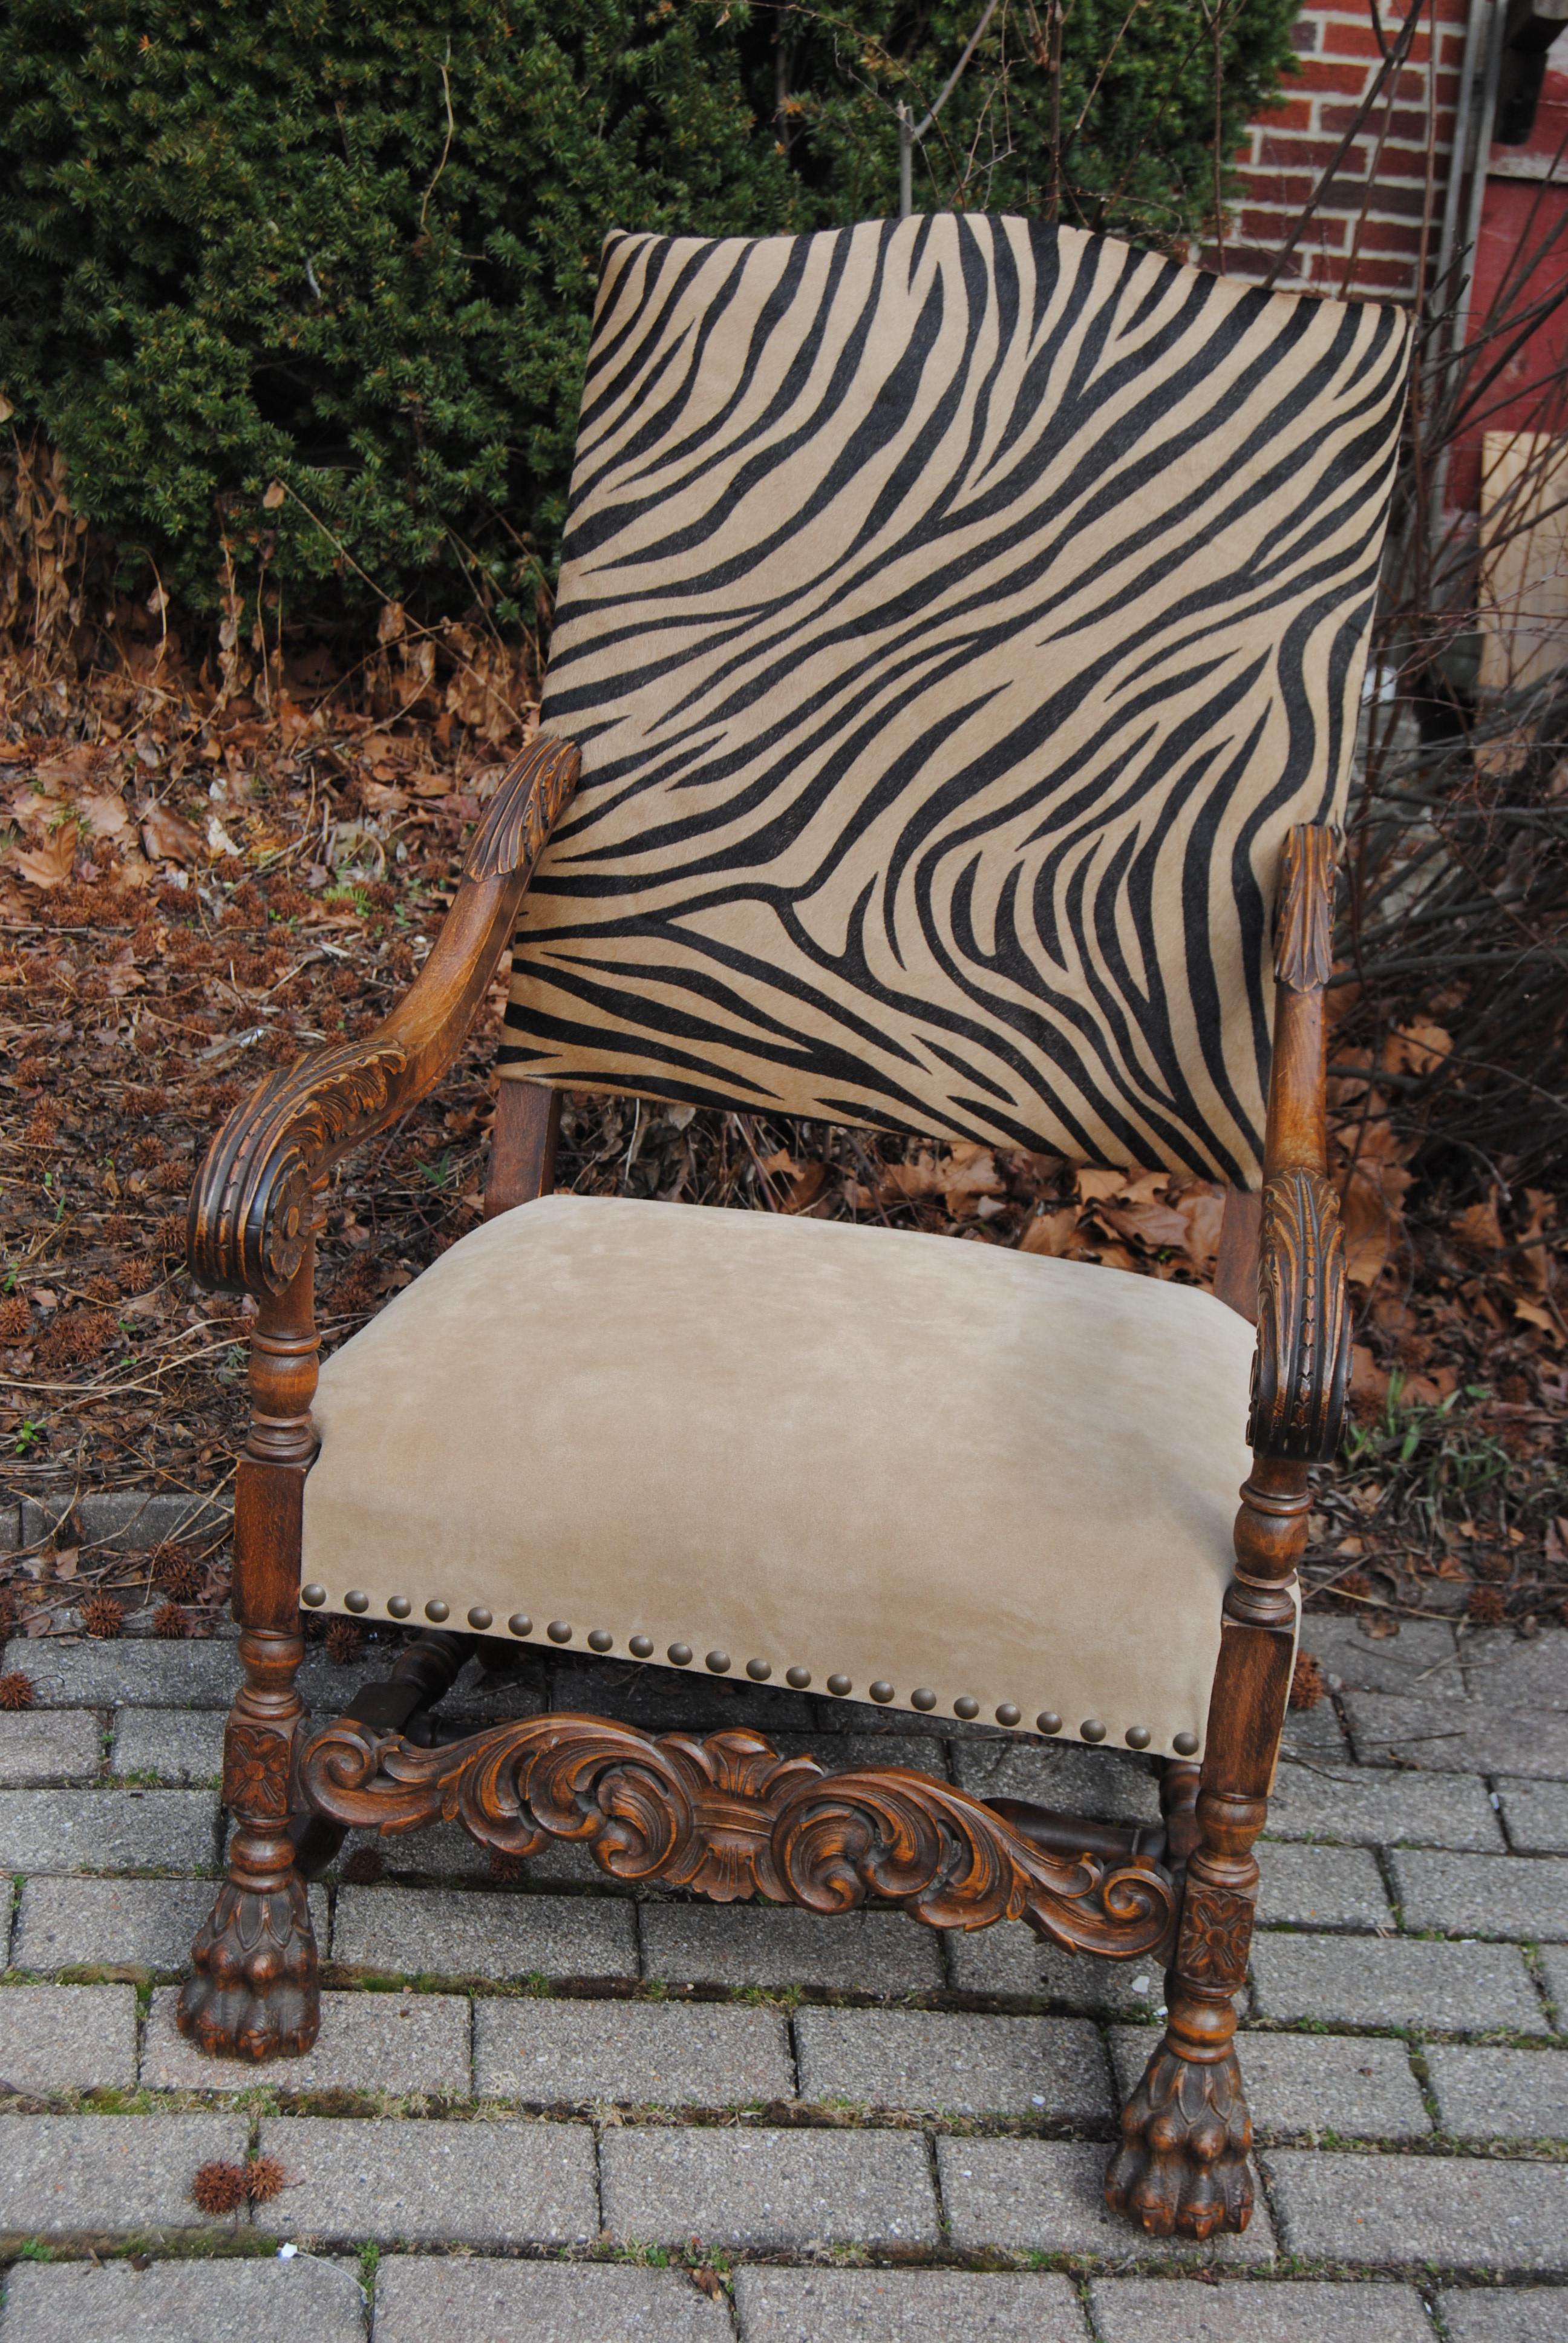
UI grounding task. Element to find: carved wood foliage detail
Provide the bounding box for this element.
[221,1720,295,1822]
[298,1717,1179,1958]
[189,1040,407,1295]
[1249,1164,1350,1460]
[1175,1878,1256,1991]
[1273,822,1337,991]
[466,734,581,883]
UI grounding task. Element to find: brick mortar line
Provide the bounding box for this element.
[2,2230,1564,2290]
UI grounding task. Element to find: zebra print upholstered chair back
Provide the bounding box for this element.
[501,214,1409,1186]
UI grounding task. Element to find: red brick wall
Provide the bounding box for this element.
[1224,0,1474,300]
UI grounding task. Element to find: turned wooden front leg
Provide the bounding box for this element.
[178,1254,321,2059]
[1107,1460,1305,2239]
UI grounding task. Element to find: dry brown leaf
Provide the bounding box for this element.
[407,771,452,800]
[1451,1194,1504,1254]
[1100,1198,1191,1250]
[13,824,78,888]
[103,948,144,999]
[1019,1206,1083,1257]
[939,1142,1006,1205]
[140,802,204,863]
[262,480,286,510]
[77,788,132,841]
[31,747,98,789]
[1382,1021,1452,1077]
[1075,1165,1128,1202]
[361,781,411,816]
[1172,1184,1226,1265]
[1513,1297,1564,1345]
[759,1149,828,1213]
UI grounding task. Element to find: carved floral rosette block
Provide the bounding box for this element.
[297,1717,1179,1958]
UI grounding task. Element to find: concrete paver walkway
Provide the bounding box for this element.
[1,1612,1565,2339]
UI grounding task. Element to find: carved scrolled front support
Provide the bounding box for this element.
[296,1717,1180,1961]
[179,735,578,2060]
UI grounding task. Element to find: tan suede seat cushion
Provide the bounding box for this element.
[302,1194,1261,1759]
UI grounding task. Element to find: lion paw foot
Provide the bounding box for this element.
[1105,2042,1253,2239]
[177,1877,319,2061]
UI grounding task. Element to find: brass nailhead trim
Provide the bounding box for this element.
[629,1635,655,1659]
[547,1621,572,1643]
[827,1674,852,1697]
[786,1666,811,1689]
[387,1595,411,1620]
[910,1688,937,1711]
[1125,1724,1151,1749]
[468,1607,494,1631]
[425,1600,449,1623]
[745,1659,771,1681]
[996,1703,1021,1727]
[1037,1712,1063,1735]
[668,1643,693,1666]
[1081,1719,1107,1743]
[706,1651,731,1674]
[953,1696,979,1721]
[344,1591,370,1614]
[301,1585,326,1608]
[587,1629,613,1653]
[1172,1731,1200,1757]
[508,1614,533,1637]
[869,1680,894,1704]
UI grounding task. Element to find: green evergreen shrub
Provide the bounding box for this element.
[0,1,1296,629]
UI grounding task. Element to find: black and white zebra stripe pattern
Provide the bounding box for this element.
[501,213,1410,1182]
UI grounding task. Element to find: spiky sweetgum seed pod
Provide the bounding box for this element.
[79,1593,125,1639]
[191,2160,249,2216]
[117,1254,156,1294]
[156,1550,205,1601]
[1468,1584,1506,1625]
[340,1844,384,1885]
[324,1617,362,1665]
[83,1272,119,1303]
[489,1849,526,1883]
[1336,1570,1372,1605]
[0,1296,33,1342]
[1289,1652,1326,1711]
[246,2155,287,2204]
[154,1601,191,1639]
[0,1671,36,1711]
[102,1211,136,1244]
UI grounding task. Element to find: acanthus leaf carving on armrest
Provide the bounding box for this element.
[1273,823,1338,992]
[188,732,580,1298]
[465,733,580,882]
[1247,1164,1351,1462]
[188,1038,410,1296]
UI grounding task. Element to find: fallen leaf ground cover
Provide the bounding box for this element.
[1,634,1563,1655]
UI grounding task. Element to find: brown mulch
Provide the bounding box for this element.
[2,633,1564,1648]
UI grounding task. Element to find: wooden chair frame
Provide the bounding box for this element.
[175,738,1348,2243]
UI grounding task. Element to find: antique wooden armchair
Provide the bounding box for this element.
[177,214,1410,2240]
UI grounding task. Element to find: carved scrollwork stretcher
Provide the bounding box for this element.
[297,1715,1179,1961]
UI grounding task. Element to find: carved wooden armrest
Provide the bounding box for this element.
[1246,825,1351,1463]
[189,735,580,1298]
